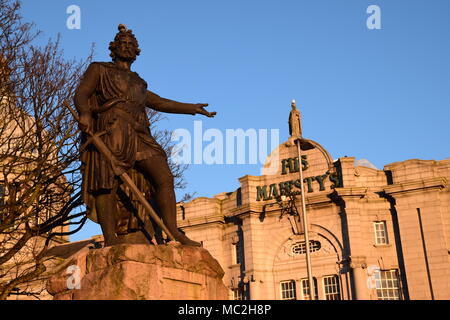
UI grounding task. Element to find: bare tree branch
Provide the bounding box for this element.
[0,0,190,300]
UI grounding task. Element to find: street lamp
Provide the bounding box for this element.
[275,182,315,300]
[295,137,316,300]
[288,99,317,300]
[275,193,302,235]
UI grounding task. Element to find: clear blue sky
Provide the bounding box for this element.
[19,0,450,241]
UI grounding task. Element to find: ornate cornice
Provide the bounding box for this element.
[383,177,448,196]
[333,187,369,198]
[177,214,225,228]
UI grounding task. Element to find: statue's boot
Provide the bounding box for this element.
[170,229,201,247]
[159,197,201,247]
[162,209,201,246]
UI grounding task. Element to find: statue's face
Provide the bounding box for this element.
[114,37,138,62]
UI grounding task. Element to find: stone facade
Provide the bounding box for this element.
[177,135,450,300]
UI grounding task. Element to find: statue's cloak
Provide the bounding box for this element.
[80,62,165,234]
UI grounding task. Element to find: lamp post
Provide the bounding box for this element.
[290,99,316,300]
[295,138,315,300]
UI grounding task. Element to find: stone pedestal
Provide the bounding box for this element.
[47,244,228,300]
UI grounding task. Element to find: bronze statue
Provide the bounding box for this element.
[73,24,216,247]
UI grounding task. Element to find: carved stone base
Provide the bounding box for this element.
[47,244,228,300]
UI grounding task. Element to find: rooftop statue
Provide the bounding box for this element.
[288,99,302,138]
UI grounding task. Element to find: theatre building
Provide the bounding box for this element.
[176,103,450,300]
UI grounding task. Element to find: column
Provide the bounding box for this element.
[350,256,370,300]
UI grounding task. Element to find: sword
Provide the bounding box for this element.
[64,101,176,242]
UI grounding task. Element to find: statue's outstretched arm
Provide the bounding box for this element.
[146,91,216,118]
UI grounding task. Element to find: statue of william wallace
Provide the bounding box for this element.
[73,24,216,247]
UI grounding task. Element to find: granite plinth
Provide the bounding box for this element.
[47,243,228,300]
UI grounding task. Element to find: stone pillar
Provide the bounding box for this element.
[240,214,253,300]
[349,256,370,300]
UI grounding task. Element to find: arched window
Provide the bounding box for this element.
[291,240,321,255]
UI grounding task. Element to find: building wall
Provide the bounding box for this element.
[384,159,450,300]
[177,139,450,300]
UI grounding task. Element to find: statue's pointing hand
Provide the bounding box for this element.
[195,103,216,118]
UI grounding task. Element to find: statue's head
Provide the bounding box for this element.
[291,99,297,110]
[109,24,141,63]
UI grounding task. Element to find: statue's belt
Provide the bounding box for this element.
[92,98,149,134]
[91,98,132,113]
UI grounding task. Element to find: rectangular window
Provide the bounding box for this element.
[374,221,388,245]
[374,270,401,300]
[301,278,318,300]
[231,242,240,265]
[323,275,341,300]
[36,192,54,225]
[280,280,296,300]
[180,206,186,220]
[236,188,242,206]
